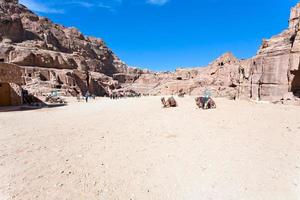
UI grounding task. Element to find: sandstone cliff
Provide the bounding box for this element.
[123,52,242,98]
[246,2,300,101]
[0,0,127,96]
[124,3,300,104]
[1,0,299,104]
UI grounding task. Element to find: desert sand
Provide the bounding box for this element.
[0,97,300,200]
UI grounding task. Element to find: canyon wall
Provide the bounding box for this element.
[1,0,299,104]
[124,2,300,103]
[0,0,127,96]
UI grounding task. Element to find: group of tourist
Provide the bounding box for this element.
[109,90,142,99]
[76,92,96,103]
[76,90,142,102]
[76,89,216,109]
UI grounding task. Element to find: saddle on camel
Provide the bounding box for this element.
[195,89,216,110]
[161,97,177,108]
[195,97,216,109]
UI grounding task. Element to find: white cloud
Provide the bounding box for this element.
[19,0,121,14]
[65,1,94,8]
[147,0,169,6]
[98,0,122,12]
[19,0,167,14]
[98,3,115,12]
[20,0,64,13]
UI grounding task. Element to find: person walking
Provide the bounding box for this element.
[76,92,81,102]
[85,91,90,103]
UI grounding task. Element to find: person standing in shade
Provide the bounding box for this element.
[76,92,81,102]
[85,91,90,103]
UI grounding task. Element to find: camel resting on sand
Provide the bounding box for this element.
[161,97,177,108]
[195,97,216,109]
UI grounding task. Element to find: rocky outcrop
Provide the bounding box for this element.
[239,2,300,101]
[0,63,24,106]
[124,3,300,104]
[1,0,299,104]
[0,0,127,96]
[0,63,24,84]
[124,52,242,98]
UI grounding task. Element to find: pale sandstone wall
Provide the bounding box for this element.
[9,82,22,105]
[0,0,127,97]
[125,3,300,103]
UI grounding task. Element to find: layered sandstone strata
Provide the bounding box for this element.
[1,0,300,104]
[0,0,127,96]
[125,3,300,103]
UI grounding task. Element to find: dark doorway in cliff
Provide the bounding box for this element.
[0,82,11,106]
[39,74,48,81]
[55,85,62,89]
[229,83,237,88]
[291,71,300,97]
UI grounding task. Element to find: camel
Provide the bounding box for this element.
[195,97,216,109]
[161,97,177,108]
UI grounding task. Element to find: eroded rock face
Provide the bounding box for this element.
[21,67,119,97]
[124,52,243,98]
[0,0,127,96]
[125,3,300,103]
[244,2,300,101]
[0,14,24,42]
[1,0,300,103]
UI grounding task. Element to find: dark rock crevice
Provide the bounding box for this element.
[291,70,300,97]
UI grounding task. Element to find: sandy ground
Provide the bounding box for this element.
[0,96,300,200]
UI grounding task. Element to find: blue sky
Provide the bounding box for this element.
[20,0,299,71]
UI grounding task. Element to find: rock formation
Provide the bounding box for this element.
[1,0,299,104]
[0,0,127,97]
[124,2,300,104]
[0,63,24,106]
[123,52,243,98]
[247,2,300,101]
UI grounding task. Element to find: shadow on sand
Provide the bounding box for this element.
[0,103,67,112]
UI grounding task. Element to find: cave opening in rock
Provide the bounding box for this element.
[55,85,62,89]
[0,82,11,106]
[291,70,300,97]
[229,83,237,88]
[39,74,47,81]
